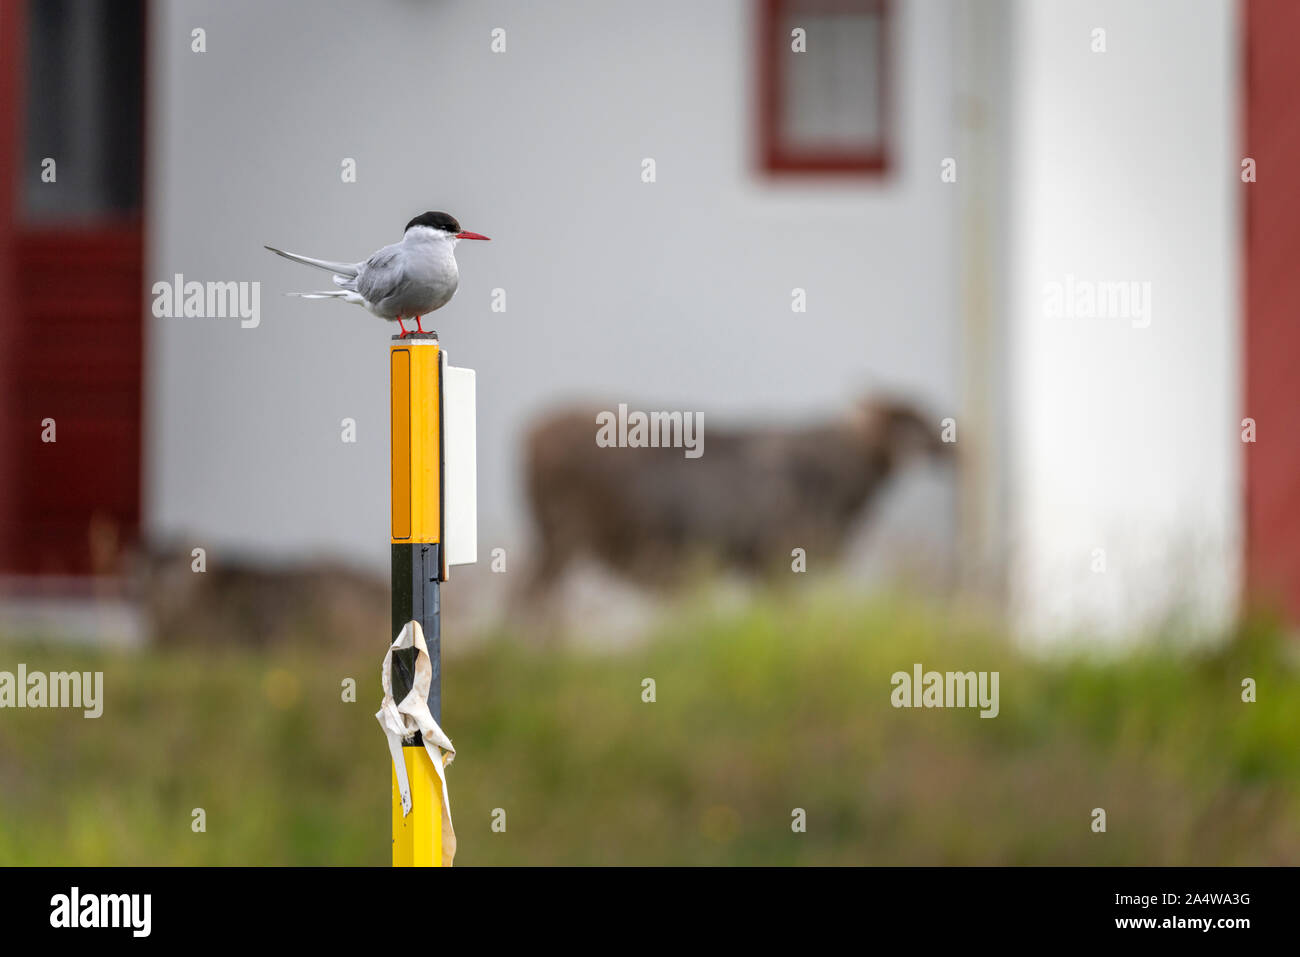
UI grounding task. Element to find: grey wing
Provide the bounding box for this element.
[354,244,413,306]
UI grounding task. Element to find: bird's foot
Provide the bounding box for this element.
[415,316,425,333]
[396,316,409,338]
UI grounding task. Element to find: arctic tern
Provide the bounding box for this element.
[264,211,489,336]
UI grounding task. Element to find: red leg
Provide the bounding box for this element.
[415,315,425,333]
[396,315,408,337]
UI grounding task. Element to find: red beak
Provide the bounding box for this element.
[455,231,490,241]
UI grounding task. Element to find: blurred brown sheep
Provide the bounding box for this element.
[523,397,952,590]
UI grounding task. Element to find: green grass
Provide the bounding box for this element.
[1,594,1297,864]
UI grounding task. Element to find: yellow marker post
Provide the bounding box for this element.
[390,332,445,866]
[391,745,442,867]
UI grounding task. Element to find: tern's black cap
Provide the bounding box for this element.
[405,211,460,233]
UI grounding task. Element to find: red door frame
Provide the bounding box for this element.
[0,0,24,575]
[0,0,146,578]
[1244,0,1300,624]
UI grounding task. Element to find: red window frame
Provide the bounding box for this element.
[756,0,892,175]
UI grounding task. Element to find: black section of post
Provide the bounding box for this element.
[391,542,442,744]
[418,543,442,726]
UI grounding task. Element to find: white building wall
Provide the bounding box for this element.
[145,0,960,572]
[1006,0,1241,642]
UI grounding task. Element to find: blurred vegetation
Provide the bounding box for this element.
[0,593,1297,865]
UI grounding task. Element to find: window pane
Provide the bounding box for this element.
[22,0,144,223]
[781,11,883,150]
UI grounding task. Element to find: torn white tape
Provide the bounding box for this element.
[376,620,456,866]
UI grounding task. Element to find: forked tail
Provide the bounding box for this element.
[263,244,360,278]
[286,289,367,305]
